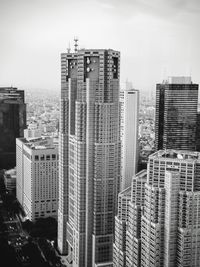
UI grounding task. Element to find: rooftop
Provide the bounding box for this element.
[19,137,57,150]
[0,87,25,103]
[160,76,194,85]
[150,150,200,161]
[119,186,131,198]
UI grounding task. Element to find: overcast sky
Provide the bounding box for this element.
[0,0,200,92]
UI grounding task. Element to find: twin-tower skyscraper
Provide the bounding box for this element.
[57,47,121,267]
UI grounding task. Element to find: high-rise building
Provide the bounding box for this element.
[16,133,58,221]
[155,77,198,151]
[57,47,120,267]
[114,150,200,267]
[196,112,200,151]
[113,170,147,267]
[113,186,131,267]
[141,150,200,267]
[120,89,139,190]
[0,87,26,170]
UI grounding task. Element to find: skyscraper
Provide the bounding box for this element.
[16,133,58,221]
[113,170,147,267]
[155,77,198,151]
[120,89,139,190]
[141,150,200,267]
[57,47,120,267]
[114,149,200,267]
[0,87,26,170]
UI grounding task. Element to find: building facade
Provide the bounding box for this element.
[57,48,121,267]
[141,150,200,267]
[120,89,139,190]
[114,150,200,267]
[155,77,198,151]
[113,186,131,267]
[113,170,147,267]
[16,135,58,221]
[0,87,26,170]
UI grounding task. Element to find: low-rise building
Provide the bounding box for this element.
[4,168,17,194]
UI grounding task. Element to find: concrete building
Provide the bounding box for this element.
[113,186,131,267]
[155,77,198,151]
[0,87,26,170]
[114,150,200,267]
[196,112,200,152]
[120,89,139,190]
[141,150,200,267]
[57,47,120,267]
[113,170,147,267]
[16,134,58,221]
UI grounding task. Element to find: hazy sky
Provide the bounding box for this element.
[0,0,200,91]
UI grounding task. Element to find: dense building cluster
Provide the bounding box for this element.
[1,45,200,267]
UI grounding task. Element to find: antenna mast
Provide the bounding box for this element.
[67,42,71,53]
[74,37,78,53]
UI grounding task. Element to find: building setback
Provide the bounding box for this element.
[155,77,198,151]
[141,150,200,267]
[113,170,147,267]
[0,87,26,170]
[57,47,120,267]
[113,150,200,266]
[16,134,58,221]
[120,89,139,190]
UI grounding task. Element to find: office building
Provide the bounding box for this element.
[113,170,147,267]
[120,89,139,190]
[113,150,200,266]
[141,150,200,267]
[196,112,200,151]
[57,47,120,267]
[16,133,58,221]
[113,186,131,267]
[155,77,198,151]
[0,87,26,170]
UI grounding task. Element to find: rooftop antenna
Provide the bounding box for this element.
[67,42,71,53]
[74,37,78,53]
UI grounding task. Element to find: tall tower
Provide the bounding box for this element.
[155,77,198,151]
[120,89,139,190]
[113,170,147,267]
[0,87,26,169]
[113,149,200,267]
[57,47,120,267]
[141,150,200,267]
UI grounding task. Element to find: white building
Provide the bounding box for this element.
[113,170,147,267]
[16,133,58,221]
[120,89,139,190]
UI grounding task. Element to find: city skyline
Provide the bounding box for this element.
[0,0,200,91]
